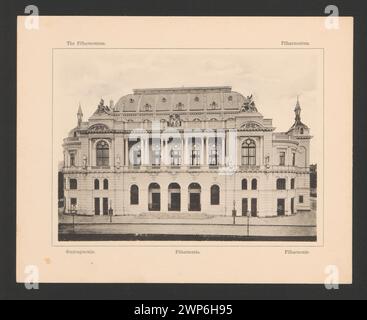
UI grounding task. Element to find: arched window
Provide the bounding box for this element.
[211,185,220,205]
[277,178,286,190]
[94,179,99,190]
[96,140,109,166]
[130,185,139,205]
[103,179,108,190]
[242,139,256,165]
[242,179,248,190]
[69,178,77,190]
[251,179,257,190]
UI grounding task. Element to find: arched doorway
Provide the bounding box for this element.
[148,183,161,211]
[168,183,181,211]
[188,183,201,211]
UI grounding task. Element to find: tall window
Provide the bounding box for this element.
[171,149,181,166]
[129,139,141,166]
[69,179,77,190]
[242,139,256,165]
[251,179,257,190]
[96,140,109,166]
[209,138,220,166]
[292,152,296,166]
[242,179,248,190]
[130,185,139,205]
[151,139,161,166]
[277,178,286,190]
[191,140,201,166]
[70,153,75,167]
[279,151,286,166]
[94,179,99,190]
[291,178,295,189]
[211,185,220,205]
[299,195,304,203]
[103,179,108,190]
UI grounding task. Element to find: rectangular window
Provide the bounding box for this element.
[291,178,295,190]
[151,140,161,166]
[299,195,304,203]
[94,198,100,215]
[292,152,296,166]
[251,198,257,217]
[152,150,161,166]
[69,178,77,190]
[103,197,109,215]
[191,150,200,166]
[171,150,181,166]
[277,179,286,190]
[209,149,219,166]
[209,138,221,167]
[279,152,286,166]
[128,140,141,166]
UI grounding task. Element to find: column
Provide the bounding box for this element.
[221,137,225,166]
[88,139,92,168]
[165,139,170,166]
[111,140,115,167]
[140,138,145,166]
[161,184,168,212]
[183,137,187,166]
[145,137,150,165]
[160,138,164,166]
[181,186,188,213]
[124,138,128,166]
[203,137,207,166]
[200,137,204,166]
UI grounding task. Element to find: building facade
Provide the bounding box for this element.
[62,86,312,217]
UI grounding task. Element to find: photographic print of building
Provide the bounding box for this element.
[61,86,312,218]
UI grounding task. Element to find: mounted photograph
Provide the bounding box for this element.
[54,49,322,242]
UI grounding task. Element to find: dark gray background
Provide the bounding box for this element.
[1,0,366,300]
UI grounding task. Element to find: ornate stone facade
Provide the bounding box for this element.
[62,86,312,217]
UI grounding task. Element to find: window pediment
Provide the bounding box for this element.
[88,124,110,132]
[241,121,264,131]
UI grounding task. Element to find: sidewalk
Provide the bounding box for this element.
[59,210,316,226]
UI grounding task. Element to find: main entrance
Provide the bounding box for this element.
[148,183,161,211]
[188,183,201,211]
[168,183,181,211]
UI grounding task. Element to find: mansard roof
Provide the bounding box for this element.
[114,86,254,113]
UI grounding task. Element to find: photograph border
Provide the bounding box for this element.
[51,47,325,248]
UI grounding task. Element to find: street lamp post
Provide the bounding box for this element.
[109,200,113,223]
[232,200,237,225]
[247,210,250,237]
